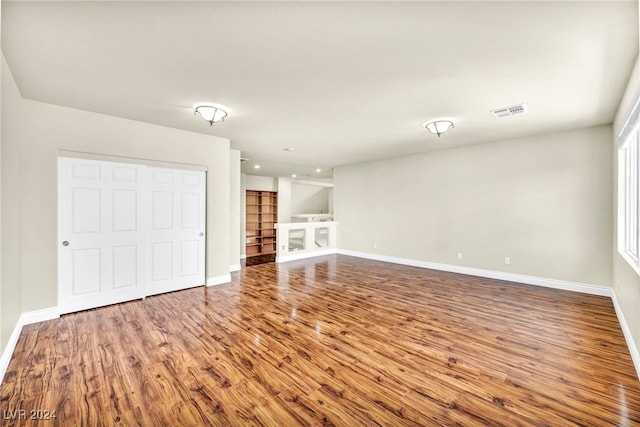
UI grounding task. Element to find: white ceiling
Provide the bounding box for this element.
[2,1,638,179]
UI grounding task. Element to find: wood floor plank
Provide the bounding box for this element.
[1,254,639,425]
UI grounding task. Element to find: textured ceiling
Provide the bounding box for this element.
[2,1,638,178]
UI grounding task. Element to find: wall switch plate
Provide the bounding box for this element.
[373,242,378,249]
[457,252,463,260]
[504,256,511,265]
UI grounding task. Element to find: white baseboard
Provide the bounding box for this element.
[276,248,337,264]
[0,316,24,385]
[337,249,613,297]
[21,306,60,325]
[0,306,60,384]
[206,274,231,286]
[612,292,640,380]
[230,263,241,272]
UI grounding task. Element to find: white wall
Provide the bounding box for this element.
[328,187,334,214]
[335,125,613,286]
[613,55,640,364]
[1,54,23,354]
[245,175,276,192]
[291,183,330,215]
[240,173,246,258]
[277,177,292,223]
[1,0,3,360]
[230,150,241,268]
[19,100,231,312]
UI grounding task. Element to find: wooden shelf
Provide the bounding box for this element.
[246,190,278,259]
[246,250,276,258]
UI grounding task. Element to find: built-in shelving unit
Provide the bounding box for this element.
[246,190,278,257]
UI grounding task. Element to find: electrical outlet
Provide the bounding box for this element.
[457,252,463,260]
[373,242,378,249]
[504,256,510,265]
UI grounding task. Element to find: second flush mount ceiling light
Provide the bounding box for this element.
[423,120,455,137]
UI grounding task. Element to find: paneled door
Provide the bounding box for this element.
[146,167,206,296]
[58,158,206,314]
[58,158,146,314]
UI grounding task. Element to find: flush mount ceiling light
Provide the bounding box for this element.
[194,104,230,125]
[422,120,455,137]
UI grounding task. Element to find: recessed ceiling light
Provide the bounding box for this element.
[284,147,295,152]
[315,168,322,173]
[291,174,297,178]
[254,165,260,169]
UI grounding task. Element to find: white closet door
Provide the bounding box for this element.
[59,158,207,314]
[146,167,206,296]
[58,158,146,314]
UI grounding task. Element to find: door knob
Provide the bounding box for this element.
[199,232,204,237]
[62,241,70,247]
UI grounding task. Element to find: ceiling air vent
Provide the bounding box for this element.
[490,103,528,119]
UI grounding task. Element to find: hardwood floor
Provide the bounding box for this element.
[1,255,639,426]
